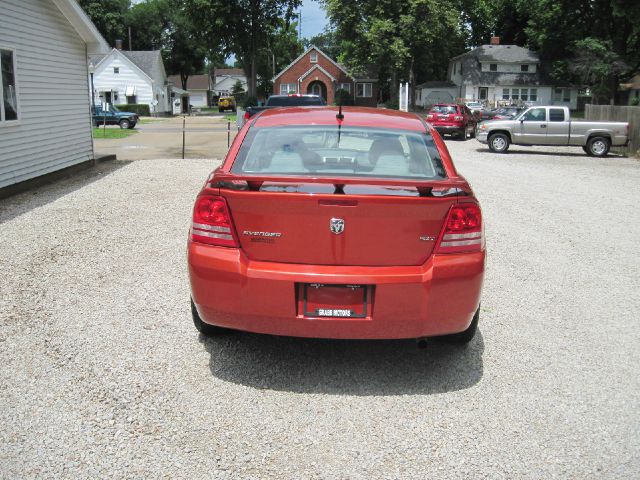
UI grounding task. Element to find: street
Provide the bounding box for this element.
[1,139,639,478]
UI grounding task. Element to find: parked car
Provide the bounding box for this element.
[426,104,477,139]
[476,106,629,156]
[481,107,524,121]
[218,96,236,112]
[240,94,326,127]
[465,101,484,116]
[188,107,486,343]
[91,105,138,129]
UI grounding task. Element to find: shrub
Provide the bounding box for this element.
[333,88,354,106]
[631,96,640,106]
[118,104,150,116]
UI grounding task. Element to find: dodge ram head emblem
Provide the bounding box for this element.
[330,218,345,234]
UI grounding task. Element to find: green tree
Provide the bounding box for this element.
[304,29,340,60]
[78,0,130,47]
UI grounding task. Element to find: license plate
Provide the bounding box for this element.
[301,283,368,318]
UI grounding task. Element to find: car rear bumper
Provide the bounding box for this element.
[188,242,485,340]
[434,125,464,135]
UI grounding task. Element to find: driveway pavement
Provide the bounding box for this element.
[1,139,639,478]
[94,116,237,161]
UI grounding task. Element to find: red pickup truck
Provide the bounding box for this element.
[426,104,477,140]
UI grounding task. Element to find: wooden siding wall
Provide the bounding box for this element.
[585,104,640,156]
[0,0,94,189]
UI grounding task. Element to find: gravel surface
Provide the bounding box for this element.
[1,141,639,478]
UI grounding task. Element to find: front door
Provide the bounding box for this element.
[515,107,547,144]
[478,87,488,101]
[307,81,327,101]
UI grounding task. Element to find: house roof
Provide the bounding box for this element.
[416,81,456,89]
[120,51,163,78]
[168,74,210,90]
[274,46,353,81]
[452,45,539,63]
[214,68,245,77]
[52,0,109,54]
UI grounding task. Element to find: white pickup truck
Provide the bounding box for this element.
[476,106,629,156]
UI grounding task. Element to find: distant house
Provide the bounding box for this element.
[0,0,109,194]
[88,46,171,114]
[273,46,378,107]
[168,74,211,108]
[619,73,640,105]
[212,68,247,97]
[441,38,579,109]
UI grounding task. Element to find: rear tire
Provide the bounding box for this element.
[586,136,610,157]
[440,307,479,344]
[191,298,231,336]
[458,128,466,140]
[488,133,510,153]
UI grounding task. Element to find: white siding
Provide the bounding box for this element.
[480,62,538,73]
[147,53,170,113]
[92,52,152,109]
[0,0,94,189]
[213,76,247,95]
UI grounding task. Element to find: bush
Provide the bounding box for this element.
[118,104,150,116]
[333,88,354,106]
[631,96,640,106]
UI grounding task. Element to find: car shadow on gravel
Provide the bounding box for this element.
[199,331,484,395]
[473,147,626,158]
[0,160,130,223]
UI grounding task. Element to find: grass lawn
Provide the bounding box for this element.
[92,127,138,139]
[137,117,167,124]
[224,114,237,123]
[200,107,219,113]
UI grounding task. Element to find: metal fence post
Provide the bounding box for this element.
[227,121,231,149]
[182,115,186,159]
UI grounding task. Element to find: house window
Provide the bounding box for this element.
[280,83,297,94]
[338,82,351,93]
[310,52,318,63]
[126,95,137,104]
[530,88,537,101]
[489,63,497,72]
[453,63,456,75]
[114,67,120,74]
[521,64,529,72]
[511,88,519,100]
[521,89,528,101]
[356,83,372,98]
[1,49,19,122]
[553,88,570,103]
[502,88,510,100]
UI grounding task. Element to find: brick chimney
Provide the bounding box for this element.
[115,39,123,50]
[490,36,500,45]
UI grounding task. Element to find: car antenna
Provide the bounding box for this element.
[336,102,344,146]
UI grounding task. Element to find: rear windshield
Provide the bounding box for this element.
[232,126,446,179]
[266,96,326,106]
[430,105,458,114]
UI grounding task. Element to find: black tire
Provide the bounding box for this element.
[218,108,223,112]
[191,298,231,336]
[458,128,466,140]
[469,125,476,138]
[119,119,130,129]
[440,307,479,344]
[128,123,136,130]
[488,132,510,153]
[582,146,589,154]
[586,136,610,157]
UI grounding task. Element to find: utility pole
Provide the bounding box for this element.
[298,10,302,39]
[128,26,132,51]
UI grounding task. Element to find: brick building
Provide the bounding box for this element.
[273,46,378,107]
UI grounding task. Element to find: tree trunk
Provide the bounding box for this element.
[181,72,189,91]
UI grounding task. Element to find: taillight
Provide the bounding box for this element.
[435,203,484,254]
[190,195,239,247]
[427,114,434,120]
[243,111,250,121]
[454,115,463,121]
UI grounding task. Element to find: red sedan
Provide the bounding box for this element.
[188,107,485,342]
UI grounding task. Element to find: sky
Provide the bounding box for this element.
[299,0,328,38]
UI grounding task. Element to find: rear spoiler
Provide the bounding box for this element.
[209,172,471,197]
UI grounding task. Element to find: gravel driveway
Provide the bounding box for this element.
[1,141,639,478]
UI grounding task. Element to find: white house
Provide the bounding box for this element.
[88,47,171,114]
[212,68,247,96]
[0,0,109,193]
[443,38,579,109]
[168,74,211,108]
[415,81,458,108]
